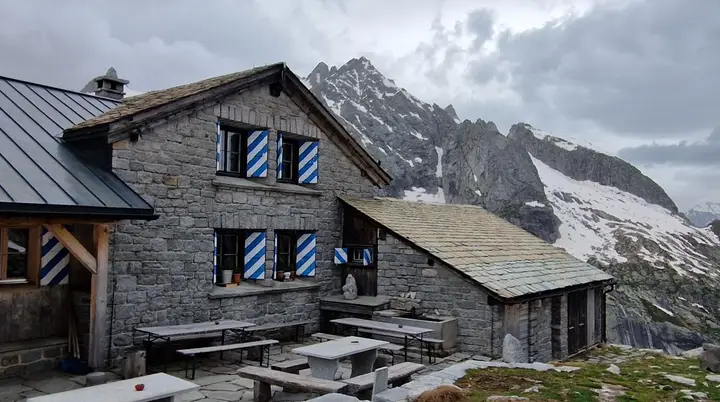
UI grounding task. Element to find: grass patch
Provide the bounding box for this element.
[455,346,720,401]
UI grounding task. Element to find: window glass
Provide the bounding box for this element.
[281,142,295,180]
[276,233,294,271]
[218,233,242,274]
[227,131,241,173]
[6,228,28,278]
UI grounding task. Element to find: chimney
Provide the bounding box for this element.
[82,67,129,100]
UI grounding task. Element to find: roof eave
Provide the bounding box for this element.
[0,203,159,222]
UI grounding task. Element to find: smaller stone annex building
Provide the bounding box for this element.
[0,62,615,377]
[339,197,616,362]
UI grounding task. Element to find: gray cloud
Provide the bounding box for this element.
[0,0,326,92]
[618,127,720,166]
[467,0,720,138]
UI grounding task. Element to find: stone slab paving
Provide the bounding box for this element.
[0,341,465,402]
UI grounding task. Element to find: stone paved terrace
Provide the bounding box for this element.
[0,340,486,402]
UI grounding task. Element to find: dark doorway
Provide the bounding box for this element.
[567,290,588,355]
[342,207,378,296]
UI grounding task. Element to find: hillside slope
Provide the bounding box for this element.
[305,57,720,352]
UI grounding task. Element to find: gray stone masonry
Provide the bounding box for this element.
[377,233,561,362]
[376,233,500,356]
[0,340,67,379]
[107,83,379,366]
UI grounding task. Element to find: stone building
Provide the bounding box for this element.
[62,63,392,366]
[338,197,616,362]
[1,62,615,377]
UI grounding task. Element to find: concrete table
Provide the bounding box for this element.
[292,336,389,380]
[27,373,198,402]
[330,317,433,363]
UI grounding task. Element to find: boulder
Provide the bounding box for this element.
[502,334,527,363]
[606,364,621,375]
[700,344,720,373]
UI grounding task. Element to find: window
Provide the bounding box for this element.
[351,249,364,263]
[216,231,243,281]
[274,231,317,277]
[278,139,299,183]
[217,128,248,176]
[1,228,29,281]
[275,232,296,273]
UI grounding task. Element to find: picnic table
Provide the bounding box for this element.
[292,336,389,380]
[26,373,198,402]
[330,317,433,362]
[134,320,255,371]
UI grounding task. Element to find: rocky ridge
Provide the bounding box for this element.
[304,57,720,353]
[687,202,720,228]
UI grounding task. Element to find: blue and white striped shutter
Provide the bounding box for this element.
[244,231,266,280]
[213,232,218,283]
[40,227,70,286]
[246,130,269,177]
[298,141,319,184]
[276,132,283,180]
[334,248,348,265]
[296,233,316,277]
[362,248,373,266]
[273,232,278,277]
[216,122,222,171]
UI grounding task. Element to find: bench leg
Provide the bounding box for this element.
[220,331,226,360]
[404,336,408,362]
[190,354,198,380]
[254,380,272,402]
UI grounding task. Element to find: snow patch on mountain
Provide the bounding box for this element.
[403,187,446,204]
[529,125,596,152]
[532,155,720,275]
[435,147,444,178]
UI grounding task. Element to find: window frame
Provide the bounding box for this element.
[0,226,38,285]
[217,127,249,178]
[278,138,300,184]
[215,229,246,283]
[274,231,297,273]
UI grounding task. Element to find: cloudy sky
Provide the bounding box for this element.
[0,0,718,210]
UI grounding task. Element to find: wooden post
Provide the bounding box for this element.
[89,224,110,370]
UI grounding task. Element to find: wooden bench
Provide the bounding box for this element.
[237,366,348,402]
[243,320,311,342]
[340,362,425,394]
[177,339,278,379]
[271,358,310,374]
[311,332,342,342]
[358,329,442,363]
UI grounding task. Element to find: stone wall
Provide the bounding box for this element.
[376,233,504,357]
[0,338,67,379]
[376,232,568,362]
[105,83,378,366]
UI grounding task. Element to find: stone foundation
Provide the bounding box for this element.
[0,337,67,379]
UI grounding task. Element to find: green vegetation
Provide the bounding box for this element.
[455,345,720,401]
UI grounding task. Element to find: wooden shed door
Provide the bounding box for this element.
[567,290,588,355]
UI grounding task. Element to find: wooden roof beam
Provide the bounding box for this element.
[44,224,97,275]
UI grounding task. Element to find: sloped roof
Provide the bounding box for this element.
[341,196,615,300]
[64,63,391,186]
[0,76,156,219]
[70,64,279,132]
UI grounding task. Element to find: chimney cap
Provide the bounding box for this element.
[92,67,129,85]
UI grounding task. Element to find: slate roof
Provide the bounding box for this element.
[63,63,391,186]
[0,76,156,219]
[341,196,615,300]
[69,64,280,132]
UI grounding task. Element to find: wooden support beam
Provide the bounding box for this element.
[44,224,97,274]
[89,224,110,370]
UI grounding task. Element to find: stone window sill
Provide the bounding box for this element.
[208,279,320,299]
[212,176,321,196]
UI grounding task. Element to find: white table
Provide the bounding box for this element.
[330,317,433,363]
[134,320,256,371]
[26,373,198,402]
[292,336,389,380]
